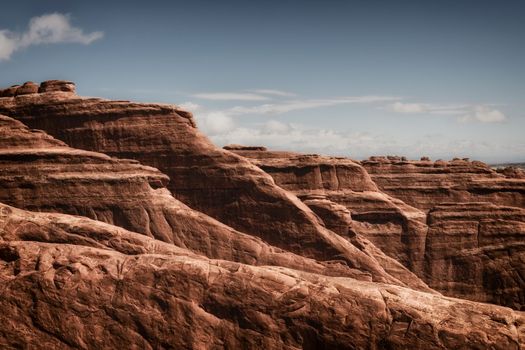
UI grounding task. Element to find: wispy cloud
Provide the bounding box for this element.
[251,89,297,97]
[0,13,104,61]
[191,92,271,101]
[459,106,507,123]
[188,94,400,142]
[180,92,514,161]
[192,89,297,101]
[388,101,506,123]
[226,96,400,116]
[186,95,399,136]
[178,101,202,113]
[207,120,520,162]
[388,101,468,115]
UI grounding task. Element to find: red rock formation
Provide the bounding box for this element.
[223,144,268,151]
[0,81,46,97]
[231,147,525,310]
[2,80,525,347]
[0,114,390,281]
[362,157,525,210]
[1,203,524,349]
[497,166,525,179]
[229,149,428,275]
[425,202,525,309]
[0,82,431,291]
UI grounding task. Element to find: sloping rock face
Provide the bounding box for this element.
[0,113,390,281]
[362,157,525,211]
[1,203,524,349]
[229,149,428,275]
[0,81,432,291]
[425,203,525,309]
[231,147,525,310]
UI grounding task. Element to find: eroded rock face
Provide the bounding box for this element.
[497,166,525,179]
[362,157,525,210]
[1,203,524,349]
[2,81,525,347]
[0,80,75,97]
[38,80,76,93]
[229,149,429,275]
[0,83,433,291]
[0,114,390,281]
[230,147,525,310]
[425,203,525,309]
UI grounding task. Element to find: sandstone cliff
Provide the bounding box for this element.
[425,202,525,309]
[230,146,525,310]
[0,113,393,282]
[362,157,525,210]
[1,203,524,349]
[229,149,429,275]
[0,81,431,290]
[1,80,525,348]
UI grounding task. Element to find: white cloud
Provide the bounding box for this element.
[389,102,426,113]
[459,106,507,123]
[195,111,236,136]
[251,89,297,97]
[388,102,468,115]
[187,94,515,161]
[178,101,202,113]
[0,30,17,60]
[0,13,103,60]
[191,92,270,101]
[226,96,399,116]
[264,120,290,133]
[207,122,397,157]
[389,101,507,123]
[206,122,521,162]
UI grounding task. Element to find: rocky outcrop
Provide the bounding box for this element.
[0,82,433,291]
[2,80,525,347]
[38,80,76,93]
[1,203,524,349]
[230,147,525,310]
[425,202,525,309]
[497,166,525,179]
[0,81,75,97]
[362,157,525,210]
[0,113,398,282]
[229,149,428,275]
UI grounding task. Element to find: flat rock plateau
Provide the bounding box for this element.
[1,80,525,349]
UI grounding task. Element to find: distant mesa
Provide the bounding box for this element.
[223,144,268,151]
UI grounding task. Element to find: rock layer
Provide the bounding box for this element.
[0,114,392,281]
[362,157,525,210]
[1,203,524,349]
[2,81,525,347]
[229,149,428,274]
[425,202,525,309]
[231,147,525,310]
[0,82,431,290]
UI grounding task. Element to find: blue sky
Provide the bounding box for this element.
[1,0,524,162]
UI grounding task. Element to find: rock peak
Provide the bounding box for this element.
[0,80,76,97]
